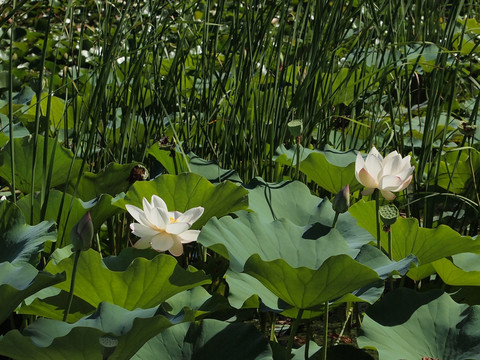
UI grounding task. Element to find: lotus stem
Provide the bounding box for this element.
[286,308,304,360]
[322,301,329,360]
[305,321,310,360]
[387,227,393,260]
[63,250,81,322]
[332,211,340,228]
[374,189,381,250]
[295,136,301,180]
[270,312,277,342]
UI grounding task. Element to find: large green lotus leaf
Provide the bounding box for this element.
[118,172,249,228]
[226,268,384,320]
[350,200,480,280]
[0,200,56,266]
[273,144,314,166]
[131,319,273,360]
[146,143,189,175]
[0,262,65,325]
[274,145,361,193]
[163,286,230,318]
[198,212,358,272]
[244,254,380,310]
[17,189,122,247]
[67,162,140,201]
[358,289,480,359]
[225,269,284,311]
[300,150,362,194]
[44,249,211,310]
[0,302,186,360]
[18,287,95,322]
[247,179,374,247]
[188,152,243,183]
[434,252,480,286]
[0,135,83,194]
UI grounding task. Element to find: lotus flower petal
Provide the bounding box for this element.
[150,232,175,252]
[126,196,204,256]
[355,146,414,200]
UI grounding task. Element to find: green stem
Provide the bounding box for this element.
[387,227,393,260]
[304,321,310,360]
[374,189,381,250]
[63,250,81,322]
[295,137,301,180]
[270,312,277,342]
[322,301,329,360]
[286,309,304,360]
[332,211,340,228]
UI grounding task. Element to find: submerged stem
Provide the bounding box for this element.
[63,250,81,322]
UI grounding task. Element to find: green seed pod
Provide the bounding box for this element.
[99,335,118,359]
[287,120,303,137]
[379,204,399,226]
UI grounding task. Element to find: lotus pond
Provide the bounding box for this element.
[1,0,480,359]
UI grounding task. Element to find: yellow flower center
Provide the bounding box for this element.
[170,217,177,224]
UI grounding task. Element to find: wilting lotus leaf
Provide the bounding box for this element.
[67,162,141,201]
[244,254,379,310]
[44,249,211,310]
[0,302,186,360]
[358,288,480,359]
[350,200,480,280]
[0,200,56,266]
[131,319,273,360]
[274,145,361,193]
[433,252,480,286]
[246,178,373,247]
[0,262,65,325]
[198,212,358,272]
[119,172,248,228]
[17,190,122,247]
[0,135,83,194]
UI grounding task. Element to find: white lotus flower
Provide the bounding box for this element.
[126,195,204,256]
[355,147,414,200]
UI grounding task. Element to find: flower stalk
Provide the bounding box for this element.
[286,309,304,360]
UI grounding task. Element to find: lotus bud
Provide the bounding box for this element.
[287,120,303,138]
[71,212,94,252]
[379,204,399,227]
[332,184,350,214]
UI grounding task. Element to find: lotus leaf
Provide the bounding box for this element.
[350,200,480,280]
[0,262,65,325]
[45,249,211,309]
[131,319,273,360]
[0,302,186,360]
[0,135,83,194]
[0,200,56,266]
[119,172,248,228]
[358,288,480,359]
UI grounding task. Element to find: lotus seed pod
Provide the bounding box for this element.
[287,120,303,137]
[71,212,94,252]
[99,335,118,359]
[332,184,350,214]
[379,204,399,226]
